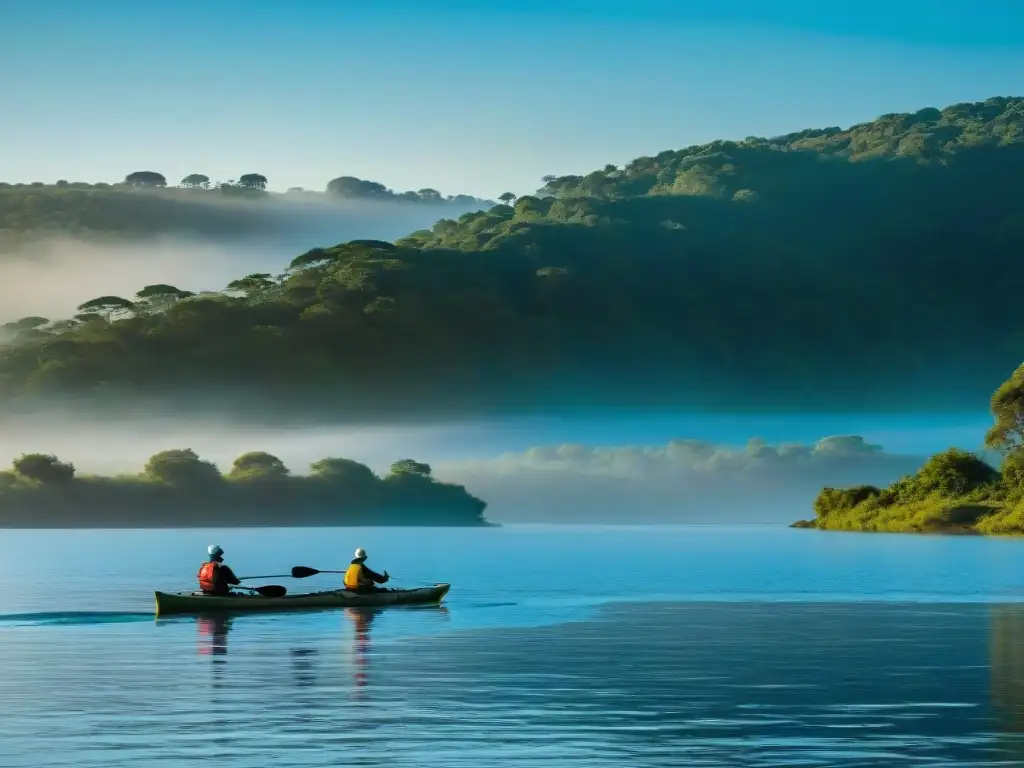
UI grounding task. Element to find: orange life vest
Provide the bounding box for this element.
[198,561,220,592]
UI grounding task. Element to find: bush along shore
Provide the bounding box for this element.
[0,450,489,528]
[793,362,1024,535]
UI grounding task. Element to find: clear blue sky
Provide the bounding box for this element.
[2,0,1022,198]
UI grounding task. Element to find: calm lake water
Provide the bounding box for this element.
[3,525,1024,767]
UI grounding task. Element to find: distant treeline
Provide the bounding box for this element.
[0,450,488,528]
[0,172,493,249]
[796,359,1024,535]
[0,96,1022,418]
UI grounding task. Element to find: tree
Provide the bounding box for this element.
[310,457,378,486]
[288,247,333,270]
[180,174,210,189]
[135,284,194,303]
[326,176,388,198]
[417,188,443,202]
[987,364,1024,452]
[225,273,276,297]
[1001,450,1024,494]
[498,192,516,206]
[1,317,49,333]
[144,449,222,486]
[76,296,135,322]
[238,173,268,190]
[124,171,167,188]
[12,453,75,484]
[389,459,432,478]
[912,448,998,496]
[229,451,289,481]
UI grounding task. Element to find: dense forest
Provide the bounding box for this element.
[0,96,1022,420]
[0,449,488,528]
[796,359,1024,535]
[0,171,492,251]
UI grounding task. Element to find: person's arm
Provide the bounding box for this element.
[364,565,389,584]
[221,565,241,585]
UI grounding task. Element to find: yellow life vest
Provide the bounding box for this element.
[344,562,364,589]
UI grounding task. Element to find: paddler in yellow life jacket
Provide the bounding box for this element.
[344,548,390,593]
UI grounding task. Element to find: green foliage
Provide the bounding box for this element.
[144,449,222,487]
[803,399,1024,534]
[12,453,75,484]
[0,96,1022,418]
[0,449,487,527]
[389,459,432,478]
[124,171,166,188]
[180,174,210,189]
[813,485,881,520]
[237,173,268,190]
[912,448,999,496]
[309,457,378,485]
[1001,451,1024,496]
[228,451,289,482]
[986,364,1024,452]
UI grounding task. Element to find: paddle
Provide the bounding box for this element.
[290,565,391,581]
[291,566,340,578]
[237,574,293,580]
[235,585,287,598]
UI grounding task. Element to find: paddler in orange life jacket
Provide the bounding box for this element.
[197,544,241,596]
[344,548,390,593]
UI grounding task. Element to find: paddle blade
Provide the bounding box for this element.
[253,585,287,598]
[291,566,320,579]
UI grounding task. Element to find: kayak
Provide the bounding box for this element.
[154,583,451,616]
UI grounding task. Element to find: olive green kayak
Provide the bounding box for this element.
[154,583,451,616]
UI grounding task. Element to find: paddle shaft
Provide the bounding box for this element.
[237,574,292,580]
[291,565,390,580]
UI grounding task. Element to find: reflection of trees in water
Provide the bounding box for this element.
[989,605,1024,749]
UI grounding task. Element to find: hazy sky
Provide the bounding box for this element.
[2,1,1021,198]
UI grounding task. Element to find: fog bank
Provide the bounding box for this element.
[0,194,487,323]
[434,436,931,524]
[0,415,938,524]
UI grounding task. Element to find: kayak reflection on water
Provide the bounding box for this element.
[345,607,383,695]
[196,613,232,660]
[343,604,451,697]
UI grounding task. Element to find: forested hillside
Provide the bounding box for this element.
[1,97,1021,422]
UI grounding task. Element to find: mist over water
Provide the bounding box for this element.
[0,410,992,525]
[0,194,488,323]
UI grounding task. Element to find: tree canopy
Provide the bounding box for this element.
[0,96,1022,420]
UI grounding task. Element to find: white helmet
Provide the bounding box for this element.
[354,547,367,559]
[208,544,224,558]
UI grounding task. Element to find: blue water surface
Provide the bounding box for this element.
[1,525,1024,766]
